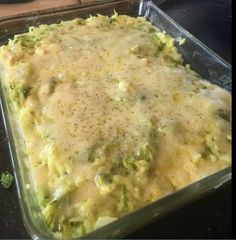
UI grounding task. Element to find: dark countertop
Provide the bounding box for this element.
[0,0,232,238]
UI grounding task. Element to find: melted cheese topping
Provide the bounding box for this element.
[0,14,231,238]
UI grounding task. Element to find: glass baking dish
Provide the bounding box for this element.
[0,0,232,239]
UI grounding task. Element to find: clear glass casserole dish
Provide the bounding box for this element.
[0,0,231,239]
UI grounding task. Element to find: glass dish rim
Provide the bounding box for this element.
[0,0,232,239]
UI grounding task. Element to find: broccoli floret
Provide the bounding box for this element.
[118,185,133,212]
[202,134,221,162]
[0,171,14,189]
[43,200,60,232]
[137,144,153,161]
[12,33,43,48]
[95,171,115,195]
[122,157,137,172]
[122,144,152,173]
[9,83,31,106]
[38,190,50,208]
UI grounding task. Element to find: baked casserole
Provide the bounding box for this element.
[0,14,231,238]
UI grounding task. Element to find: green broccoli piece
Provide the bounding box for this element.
[202,134,221,162]
[12,34,43,48]
[137,144,153,161]
[9,83,31,107]
[38,190,50,208]
[95,171,116,195]
[122,144,153,173]
[122,157,137,172]
[0,171,14,189]
[43,200,60,232]
[118,185,133,212]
